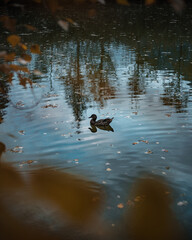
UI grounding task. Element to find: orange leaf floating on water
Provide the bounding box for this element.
[165,114,171,117]
[57,20,69,31]
[9,146,23,153]
[22,160,34,164]
[7,35,21,47]
[132,142,139,145]
[41,104,58,108]
[30,44,41,54]
[117,203,124,208]
[4,52,16,62]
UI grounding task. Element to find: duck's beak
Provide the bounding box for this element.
[89,116,92,118]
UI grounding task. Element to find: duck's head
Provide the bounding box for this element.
[89,114,97,120]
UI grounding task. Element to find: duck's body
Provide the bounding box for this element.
[89,114,114,126]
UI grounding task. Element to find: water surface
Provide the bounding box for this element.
[0,3,192,239]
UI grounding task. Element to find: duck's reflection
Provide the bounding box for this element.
[89,124,114,133]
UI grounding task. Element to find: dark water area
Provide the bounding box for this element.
[0,3,192,239]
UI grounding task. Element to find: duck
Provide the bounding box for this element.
[89,114,114,126]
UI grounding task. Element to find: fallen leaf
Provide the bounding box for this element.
[41,104,58,108]
[9,146,23,153]
[162,149,168,152]
[58,20,69,31]
[106,168,112,171]
[132,142,139,145]
[165,114,171,117]
[117,203,124,209]
[7,35,21,47]
[18,130,25,135]
[145,150,153,154]
[30,44,41,54]
[22,160,34,164]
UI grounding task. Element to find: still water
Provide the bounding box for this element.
[0,3,192,239]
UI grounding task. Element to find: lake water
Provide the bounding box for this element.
[0,3,192,239]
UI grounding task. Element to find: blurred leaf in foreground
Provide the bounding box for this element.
[31,168,103,224]
[125,176,184,240]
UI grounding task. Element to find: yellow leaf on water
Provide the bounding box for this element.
[7,35,21,47]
